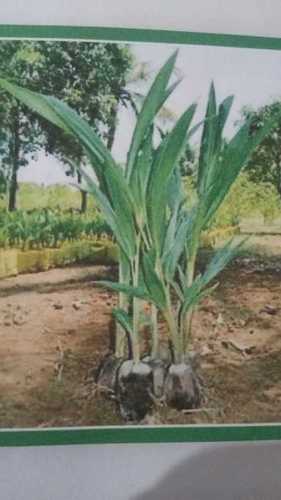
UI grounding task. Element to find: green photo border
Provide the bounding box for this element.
[0,24,281,447]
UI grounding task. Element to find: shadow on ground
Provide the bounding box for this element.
[132,441,281,500]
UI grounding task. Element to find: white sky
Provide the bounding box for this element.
[18,41,281,186]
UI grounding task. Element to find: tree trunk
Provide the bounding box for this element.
[277,159,281,197]
[107,103,118,151]
[8,168,18,212]
[81,190,88,213]
[77,170,88,213]
[8,113,20,212]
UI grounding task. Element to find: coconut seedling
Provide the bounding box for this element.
[97,91,198,418]
[0,53,277,420]
[97,81,277,413]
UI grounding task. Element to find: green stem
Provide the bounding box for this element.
[131,234,141,363]
[139,223,150,251]
[115,259,129,358]
[163,307,181,364]
[132,297,141,363]
[151,304,159,359]
[183,249,197,354]
[155,257,183,363]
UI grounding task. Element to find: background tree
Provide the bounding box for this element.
[242,102,281,196]
[0,42,44,210]
[0,126,9,198]
[0,40,134,211]
[179,142,196,176]
[0,168,6,198]
[37,41,134,211]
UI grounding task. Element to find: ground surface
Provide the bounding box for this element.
[0,238,281,427]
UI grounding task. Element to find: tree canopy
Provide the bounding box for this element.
[0,40,134,210]
[242,102,281,196]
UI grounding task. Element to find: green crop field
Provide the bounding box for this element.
[0,182,97,211]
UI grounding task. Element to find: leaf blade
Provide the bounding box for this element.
[126,50,178,179]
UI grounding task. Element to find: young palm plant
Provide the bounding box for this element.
[0,53,276,419]
[97,81,276,411]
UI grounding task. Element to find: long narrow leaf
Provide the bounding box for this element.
[181,280,218,316]
[200,237,247,287]
[85,178,134,260]
[100,163,137,258]
[0,79,140,259]
[112,308,134,337]
[214,95,234,151]
[129,126,154,216]
[0,79,115,184]
[126,50,178,179]
[147,103,196,253]
[141,253,167,310]
[197,82,217,195]
[162,210,191,280]
[95,280,150,300]
[0,78,69,131]
[203,114,277,226]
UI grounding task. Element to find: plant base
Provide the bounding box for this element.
[164,362,201,410]
[95,354,124,395]
[96,355,202,420]
[143,357,168,399]
[117,360,153,421]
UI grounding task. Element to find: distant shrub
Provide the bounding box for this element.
[213,174,281,228]
[185,173,281,229]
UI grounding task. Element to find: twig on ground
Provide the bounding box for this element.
[91,382,115,398]
[182,407,218,415]
[55,340,65,382]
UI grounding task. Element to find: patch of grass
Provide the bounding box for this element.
[0,182,97,211]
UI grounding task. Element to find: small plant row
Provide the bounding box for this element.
[0,239,117,280]
[0,209,112,250]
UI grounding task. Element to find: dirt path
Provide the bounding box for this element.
[0,259,281,427]
[233,234,281,258]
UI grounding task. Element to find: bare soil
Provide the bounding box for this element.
[0,254,281,428]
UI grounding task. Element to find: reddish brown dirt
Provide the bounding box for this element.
[0,265,120,427]
[0,258,281,427]
[164,258,281,425]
